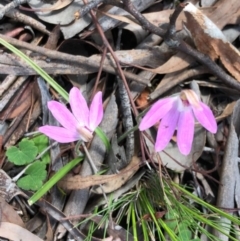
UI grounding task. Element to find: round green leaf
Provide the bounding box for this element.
[32,134,50,164]
[165,209,179,230]
[6,140,38,165]
[17,161,47,191]
[178,227,192,241]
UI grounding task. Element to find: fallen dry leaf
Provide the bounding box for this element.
[58,156,141,193]
[0,222,43,241]
[97,49,170,69]
[135,51,194,74]
[135,89,150,109]
[202,0,240,29]
[98,0,240,33]
[98,0,240,79]
[2,81,41,148]
[97,10,139,26]
[216,101,236,121]
[183,3,240,81]
[0,196,25,227]
[28,0,74,12]
[0,80,35,120]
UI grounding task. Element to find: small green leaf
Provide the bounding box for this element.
[6,139,38,165]
[32,134,50,164]
[17,161,47,191]
[178,222,189,230]
[178,228,192,241]
[165,209,178,231]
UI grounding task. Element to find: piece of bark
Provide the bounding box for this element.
[2,81,41,147]
[37,78,67,233]
[0,222,43,241]
[0,76,28,112]
[183,3,240,81]
[37,200,88,241]
[213,99,240,240]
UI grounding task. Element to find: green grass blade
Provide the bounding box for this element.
[28,157,83,205]
[173,183,240,225]
[0,37,69,101]
[130,202,138,241]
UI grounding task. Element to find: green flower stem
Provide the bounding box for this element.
[28,157,83,205]
[12,162,34,183]
[95,127,111,152]
[117,125,139,143]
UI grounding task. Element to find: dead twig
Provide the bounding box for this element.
[0,3,50,35]
[83,0,138,117]
[0,34,147,84]
[115,29,134,165]
[0,0,28,20]
[83,0,138,165]
[78,0,124,18]
[91,46,107,100]
[120,0,240,91]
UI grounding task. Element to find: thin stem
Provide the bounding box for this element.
[82,142,113,226]
[91,46,107,101]
[82,142,98,173]
[36,141,58,160]
[11,162,33,183]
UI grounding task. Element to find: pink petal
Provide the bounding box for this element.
[69,87,89,126]
[88,91,103,131]
[192,102,217,133]
[48,101,78,130]
[155,105,179,152]
[139,97,176,131]
[39,125,80,143]
[177,108,195,155]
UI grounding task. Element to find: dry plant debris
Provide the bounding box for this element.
[0,0,240,240]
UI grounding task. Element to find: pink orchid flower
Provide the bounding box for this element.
[39,87,103,143]
[139,89,217,155]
